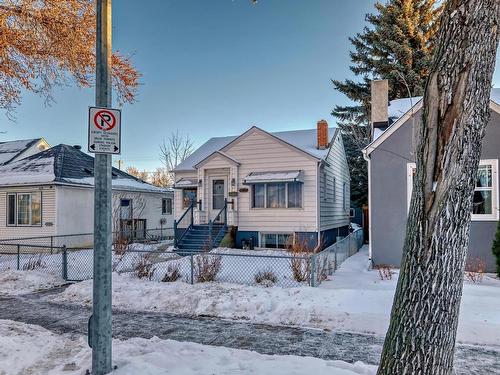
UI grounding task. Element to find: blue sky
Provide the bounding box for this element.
[2,0,500,171]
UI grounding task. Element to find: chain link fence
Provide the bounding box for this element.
[0,228,363,288]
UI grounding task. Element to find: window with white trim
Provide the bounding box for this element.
[162,198,172,215]
[251,182,302,209]
[406,160,499,220]
[7,192,42,226]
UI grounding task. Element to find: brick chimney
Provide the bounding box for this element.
[317,120,329,149]
[371,79,389,138]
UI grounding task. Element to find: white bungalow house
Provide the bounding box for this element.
[0,142,173,246]
[172,121,351,251]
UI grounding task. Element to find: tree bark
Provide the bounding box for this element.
[378,1,499,374]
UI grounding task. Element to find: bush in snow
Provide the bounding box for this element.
[134,254,156,280]
[195,253,222,283]
[113,237,130,255]
[22,255,46,271]
[161,264,182,282]
[286,237,316,283]
[465,257,486,283]
[492,219,500,278]
[254,269,278,287]
[374,264,394,281]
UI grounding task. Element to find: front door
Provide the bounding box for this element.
[209,177,227,222]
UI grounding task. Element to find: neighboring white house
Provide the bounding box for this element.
[0,143,173,246]
[172,121,351,250]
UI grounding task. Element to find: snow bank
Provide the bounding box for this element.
[0,320,376,375]
[54,248,500,346]
[0,269,65,296]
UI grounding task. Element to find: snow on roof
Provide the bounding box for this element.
[387,88,500,124]
[242,170,304,184]
[173,127,337,172]
[0,139,41,165]
[0,156,55,185]
[0,144,166,193]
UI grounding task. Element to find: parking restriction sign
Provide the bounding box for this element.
[88,106,121,154]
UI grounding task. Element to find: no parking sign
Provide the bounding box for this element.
[88,106,121,154]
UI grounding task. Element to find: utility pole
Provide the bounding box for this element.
[92,0,113,374]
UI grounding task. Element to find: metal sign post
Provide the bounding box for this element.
[91,0,113,374]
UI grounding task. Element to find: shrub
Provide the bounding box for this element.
[465,257,486,283]
[254,269,278,286]
[492,219,500,278]
[22,255,46,271]
[114,237,129,256]
[374,264,394,281]
[134,254,156,280]
[286,236,320,283]
[195,253,222,282]
[162,264,182,282]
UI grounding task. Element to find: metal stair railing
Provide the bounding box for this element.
[173,200,195,248]
[210,198,231,248]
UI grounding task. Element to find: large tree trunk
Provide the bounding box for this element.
[377,1,499,374]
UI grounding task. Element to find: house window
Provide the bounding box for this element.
[251,182,302,209]
[183,188,197,208]
[162,198,172,215]
[342,182,347,211]
[267,183,286,208]
[252,184,265,208]
[407,160,499,220]
[261,233,293,249]
[287,182,302,208]
[6,192,42,226]
[120,199,132,220]
[333,177,336,202]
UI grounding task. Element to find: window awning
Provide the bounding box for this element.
[173,178,198,189]
[242,170,303,185]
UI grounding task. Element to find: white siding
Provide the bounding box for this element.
[222,128,319,233]
[319,133,350,230]
[0,185,57,240]
[173,171,198,221]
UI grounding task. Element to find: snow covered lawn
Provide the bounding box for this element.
[0,320,375,375]
[53,247,500,346]
[0,270,65,296]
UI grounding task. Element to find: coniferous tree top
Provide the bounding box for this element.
[332,0,442,207]
[332,0,442,135]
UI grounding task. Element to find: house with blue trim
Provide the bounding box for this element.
[172,121,351,251]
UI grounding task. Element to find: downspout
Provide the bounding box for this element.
[316,161,321,247]
[362,148,372,263]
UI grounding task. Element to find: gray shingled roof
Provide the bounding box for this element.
[173,126,338,172]
[0,144,166,193]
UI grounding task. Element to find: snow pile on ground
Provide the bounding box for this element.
[0,269,65,296]
[54,247,500,346]
[0,320,376,375]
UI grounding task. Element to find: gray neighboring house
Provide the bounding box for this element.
[363,81,500,271]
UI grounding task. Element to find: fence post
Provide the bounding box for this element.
[173,220,178,248]
[310,254,317,287]
[334,250,338,272]
[208,220,213,248]
[50,236,54,255]
[62,245,68,281]
[190,254,194,285]
[17,245,20,270]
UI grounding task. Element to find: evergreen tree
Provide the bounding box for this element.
[332,0,442,206]
[493,219,500,278]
